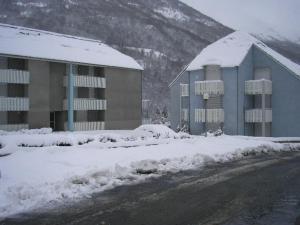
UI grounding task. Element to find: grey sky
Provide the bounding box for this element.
[180,0,300,42]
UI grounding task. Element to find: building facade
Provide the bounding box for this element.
[0,24,143,131]
[170,32,300,137]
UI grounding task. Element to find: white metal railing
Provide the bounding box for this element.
[0,69,30,84]
[245,109,272,123]
[0,97,29,111]
[64,121,105,131]
[245,79,272,95]
[195,80,224,95]
[195,109,224,123]
[0,124,29,131]
[63,99,107,111]
[180,84,189,97]
[181,108,189,121]
[64,75,106,88]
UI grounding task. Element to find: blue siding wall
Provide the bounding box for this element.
[171,45,300,137]
[238,48,254,136]
[189,70,205,135]
[253,47,300,137]
[170,72,189,131]
[223,67,239,135]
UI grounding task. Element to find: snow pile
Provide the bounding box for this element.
[134,124,180,139]
[0,127,299,218]
[0,128,52,136]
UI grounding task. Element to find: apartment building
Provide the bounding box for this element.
[170,31,300,137]
[0,24,143,131]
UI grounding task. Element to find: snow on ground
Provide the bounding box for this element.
[0,125,299,218]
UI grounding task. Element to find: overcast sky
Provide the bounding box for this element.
[180,0,300,43]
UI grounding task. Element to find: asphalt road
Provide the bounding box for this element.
[2,151,300,225]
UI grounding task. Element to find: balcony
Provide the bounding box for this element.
[64,121,105,131]
[195,109,224,123]
[180,84,189,97]
[64,75,106,88]
[195,80,224,95]
[0,97,29,111]
[63,99,107,111]
[0,69,30,84]
[0,124,29,131]
[245,79,272,95]
[245,109,272,123]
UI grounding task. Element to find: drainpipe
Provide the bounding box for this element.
[179,83,182,129]
[236,66,239,135]
[188,71,191,133]
[67,64,74,132]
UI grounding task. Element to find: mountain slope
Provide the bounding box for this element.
[0,0,232,119]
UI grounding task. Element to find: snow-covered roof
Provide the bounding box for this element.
[186,31,300,74]
[0,24,143,70]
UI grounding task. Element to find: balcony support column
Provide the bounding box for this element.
[67,64,74,132]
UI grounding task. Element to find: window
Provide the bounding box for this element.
[8,58,26,70]
[77,65,89,75]
[94,67,105,77]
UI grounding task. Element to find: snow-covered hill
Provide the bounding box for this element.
[180,0,300,43]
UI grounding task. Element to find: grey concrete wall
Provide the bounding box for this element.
[50,62,65,112]
[28,60,50,129]
[105,68,142,130]
[253,47,300,137]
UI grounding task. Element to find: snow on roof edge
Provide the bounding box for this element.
[170,31,300,88]
[0,23,143,71]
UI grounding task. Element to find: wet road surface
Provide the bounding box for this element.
[2,151,300,225]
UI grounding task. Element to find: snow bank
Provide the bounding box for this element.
[0,128,52,136]
[134,124,180,139]
[0,126,299,218]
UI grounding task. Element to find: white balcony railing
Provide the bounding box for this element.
[195,109,224,123]
[63,99,107,111]
[64,75,106,88]
[64,121,105,131]
[180,84,189,97]
[245,79,272,95]
[0,69,30,84]
[245,109,272,123]
[195,80,224,95]
[0,124,29,131]
[0,97,29,111]
[181,108,189,121]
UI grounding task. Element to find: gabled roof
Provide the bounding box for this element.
[0,23,143,70]
[170,31,300,87]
